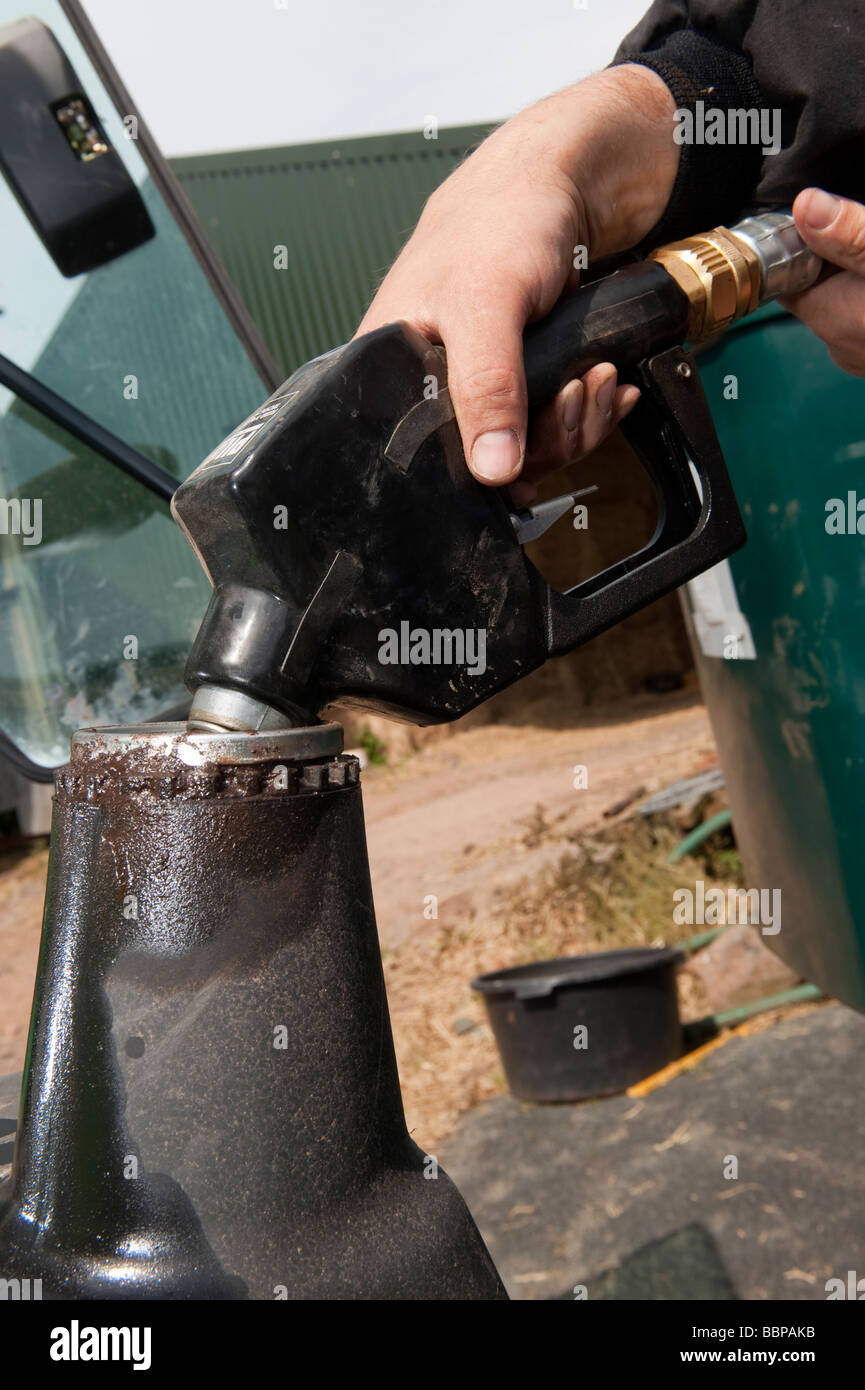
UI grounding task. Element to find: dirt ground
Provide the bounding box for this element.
[0,691,718,1130]
[363,691,716,950]
[0,845,48,1075]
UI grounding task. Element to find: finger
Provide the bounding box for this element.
[442,290,528,485]
[571,379,640,463]
[508,478,538,508]
[616,384,642,417]
[792,189,865,276]
[827,351,865,379]
[524,378,585,477]
[780,269,865,350]
[573,364,635,458]
[521,374,640,492]
[354,286,439,344]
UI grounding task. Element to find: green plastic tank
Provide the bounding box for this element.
[684,304,865,1008]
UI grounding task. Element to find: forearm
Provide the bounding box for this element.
[443,64,680,260]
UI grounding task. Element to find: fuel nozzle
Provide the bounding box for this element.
[176,212,819,736]
[648,209,823,342]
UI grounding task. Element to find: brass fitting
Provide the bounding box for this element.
[649,227,763,343]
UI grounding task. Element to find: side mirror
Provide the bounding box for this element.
[0,1,279,777]
[0,17,154,275]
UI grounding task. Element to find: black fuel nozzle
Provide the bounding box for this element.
[171,210,821,732]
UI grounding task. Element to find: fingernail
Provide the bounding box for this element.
[562,380,583,432]
[471,429,522,481]
[597,375,616,417]
[803,188,840,231]
[616,386,641,419]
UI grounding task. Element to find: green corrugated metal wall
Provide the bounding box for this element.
[171,125,493,378]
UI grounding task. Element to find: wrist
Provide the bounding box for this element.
[508,64,681,258]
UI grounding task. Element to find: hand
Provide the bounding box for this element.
[781,189,865,376]
[356,66,679,500]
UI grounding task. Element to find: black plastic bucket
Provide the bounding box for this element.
[471,947,683,1102]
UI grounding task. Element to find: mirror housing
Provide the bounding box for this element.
[0,16,154,275]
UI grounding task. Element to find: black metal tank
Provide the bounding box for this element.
[0,722,505,1300]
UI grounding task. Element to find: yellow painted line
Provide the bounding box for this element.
[627,1005,814,1098]
[626,1031,735,1098]
[626,997,827,1099]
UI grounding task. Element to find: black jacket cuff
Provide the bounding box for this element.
[611,27,768,249]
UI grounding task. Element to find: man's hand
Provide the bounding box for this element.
[356,66,680,499]
[782,189,865,376]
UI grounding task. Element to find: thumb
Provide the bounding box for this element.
[443,298,528,485]
[793,189,865,276]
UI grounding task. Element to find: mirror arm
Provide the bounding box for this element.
[0,351,176,502]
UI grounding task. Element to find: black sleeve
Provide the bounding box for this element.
[611,0,865,248]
